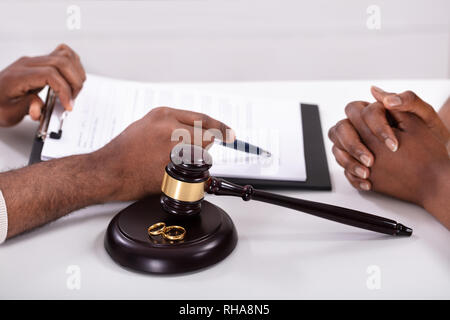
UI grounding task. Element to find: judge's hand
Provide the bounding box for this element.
[328,88,450,191]
[0,44,86,127]
[96,106,235,201]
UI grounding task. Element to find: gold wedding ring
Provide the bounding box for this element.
[148,222,166,236]
[148,222,186,241]
[162,225,186,241]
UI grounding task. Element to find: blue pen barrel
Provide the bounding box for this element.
[221,139,263,155]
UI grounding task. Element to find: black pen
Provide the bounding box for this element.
[215,139,272,157]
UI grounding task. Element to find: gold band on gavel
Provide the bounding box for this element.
[161,172,205,202]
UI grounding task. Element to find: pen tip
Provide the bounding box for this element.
[396,224,413,237]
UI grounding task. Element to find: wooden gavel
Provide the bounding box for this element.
[160,144,412,237]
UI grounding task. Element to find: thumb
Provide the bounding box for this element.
[371,85,398,105]
[371,86,449,144]
[27,94,45,121]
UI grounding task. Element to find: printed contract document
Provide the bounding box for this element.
[41,74,306,181]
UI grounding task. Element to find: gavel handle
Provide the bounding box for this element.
[205,177,412,236]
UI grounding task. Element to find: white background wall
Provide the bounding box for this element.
[0,0,448,82]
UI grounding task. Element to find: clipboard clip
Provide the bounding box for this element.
[36,88,68,140]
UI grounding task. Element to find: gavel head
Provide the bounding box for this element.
[160,144,212,216]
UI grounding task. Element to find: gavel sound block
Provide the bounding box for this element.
[105,145,412,275]
[104,145,238,274]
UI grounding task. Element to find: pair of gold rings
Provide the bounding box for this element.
[148,222,186,241]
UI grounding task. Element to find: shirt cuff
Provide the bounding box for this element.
[0,190,8,244]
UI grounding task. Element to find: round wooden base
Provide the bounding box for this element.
[104,195,238,274]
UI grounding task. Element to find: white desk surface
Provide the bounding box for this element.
[0,79,449,299]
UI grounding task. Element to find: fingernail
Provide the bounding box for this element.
[68,99,74,111]
[385,95,402,107]
[360,182,371,191]
[225,129,236,143]
[360,154,372,167]
[355,167,368,179]
[371,85,384,93]
[385,138,398,152]
[29,102,41,120]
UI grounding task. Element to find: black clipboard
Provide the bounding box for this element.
[28,88,67,166]
[29,98,331,191]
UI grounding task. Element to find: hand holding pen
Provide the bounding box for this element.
[0,44,85,127]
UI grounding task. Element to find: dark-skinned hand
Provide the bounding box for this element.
[329,88,450,228]
[97,106,234,201]
[0,44,86,127]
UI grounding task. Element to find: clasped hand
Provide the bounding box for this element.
[329,87,450,228]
